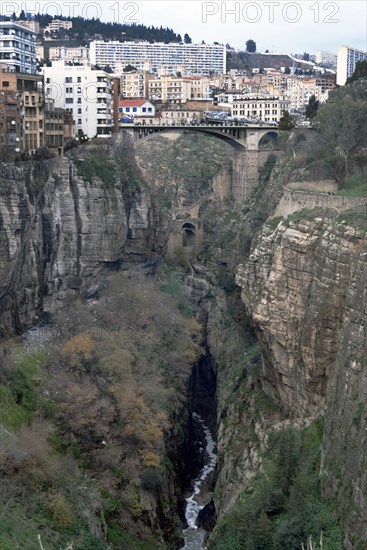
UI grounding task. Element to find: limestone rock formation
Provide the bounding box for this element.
[0,155,164,334]
[236,210,367,547]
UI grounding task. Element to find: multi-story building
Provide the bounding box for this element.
[286,75,336,110]
[48,46,90,65]
[44,100,75,156]
[316,51,337,67]
[231,96,290,123]
[0,64,44,155]
[121,71,154,98]
[161,108,203,125]
[337,45,367,85]
[90,41,226,76]
[148,76,211,104]
[44,19,73,36]
[18,20,41,34]
[43,60,114,138]
[0,21,37,74]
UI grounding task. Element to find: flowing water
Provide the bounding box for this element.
[183,412,217,549]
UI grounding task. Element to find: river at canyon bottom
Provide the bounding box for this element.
[182,412,217,550]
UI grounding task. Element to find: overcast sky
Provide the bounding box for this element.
[3,1,366,53]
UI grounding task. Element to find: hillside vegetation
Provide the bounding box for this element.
[0,270,202,549]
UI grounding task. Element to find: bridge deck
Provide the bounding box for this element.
[119,124,278,130]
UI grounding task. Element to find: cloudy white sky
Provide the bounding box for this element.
[3,1,366,53]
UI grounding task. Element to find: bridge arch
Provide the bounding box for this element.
[258,130,279,149]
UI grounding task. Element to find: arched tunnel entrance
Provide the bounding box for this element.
[182,222,196,248]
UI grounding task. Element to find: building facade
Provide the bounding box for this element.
[120,71,154,98]
[316,51,337,67]
[337,45,367,85]
[0,21,37,74]
[43,61,113,138]
[231,96,290,123]
[148,75,211,104]
[48,46,90,65]
[90,41,226,76]
[118,99,155,122]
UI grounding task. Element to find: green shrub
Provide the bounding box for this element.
[141,467,165,492]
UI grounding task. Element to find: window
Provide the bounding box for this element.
[77,76,81,83]
[2,81,9,87]
[78,108,82,114]
[46,78,51,83]
[77,98,81,103]
[133,107,137,112]
[65,76,72,83]
[78,118,82,125]
[65,98,73,104]
[125,107,130,112]
[142,107,146,112]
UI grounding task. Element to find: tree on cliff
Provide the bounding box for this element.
[305,95,319,119]
[314,78,367,177]
[246,39,256,53]
[346,60,367,83]
[278,110,295,130]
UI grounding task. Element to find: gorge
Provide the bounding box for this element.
[0,101,366,550]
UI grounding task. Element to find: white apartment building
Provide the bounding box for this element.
[337,45,367,85]
[0,21,37,74]
[231,97,290,123]
[49,46,90,65]
[316,51,337,67]
[43,60,113,138]
[90,41,226,76]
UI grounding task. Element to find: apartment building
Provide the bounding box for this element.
[49,46,90,65]
[44,102,75,156]
[161,109,203,124]
[316,51,337,67]
[337,45,367,85]
[18,20,41,34]
[286,76,335,110]
[0,65,44,155]
[90,41,226,76]
[121,71,154,98]
[43,60,113,138]
[44,19,73,36]
[231,96,290,123]
[0,21,37,74]
[148,76,211,104]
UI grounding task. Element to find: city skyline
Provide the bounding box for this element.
[2,0,365,53]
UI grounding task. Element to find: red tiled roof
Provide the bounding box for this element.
[118,99,150,107]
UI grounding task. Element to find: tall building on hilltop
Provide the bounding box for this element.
[0,21,37,74]
[316,51,337,67]
[337,45,367,85]
[90,41,226,76]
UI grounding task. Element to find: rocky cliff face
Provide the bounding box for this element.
[0,151,165,334]
[235,208,367,547]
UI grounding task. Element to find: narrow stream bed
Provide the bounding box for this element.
[181,348,217,550]
[183,413,217,549]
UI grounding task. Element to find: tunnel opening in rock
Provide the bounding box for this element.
[182,223,196,248]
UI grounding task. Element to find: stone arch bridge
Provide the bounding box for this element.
[120,123,279,151]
